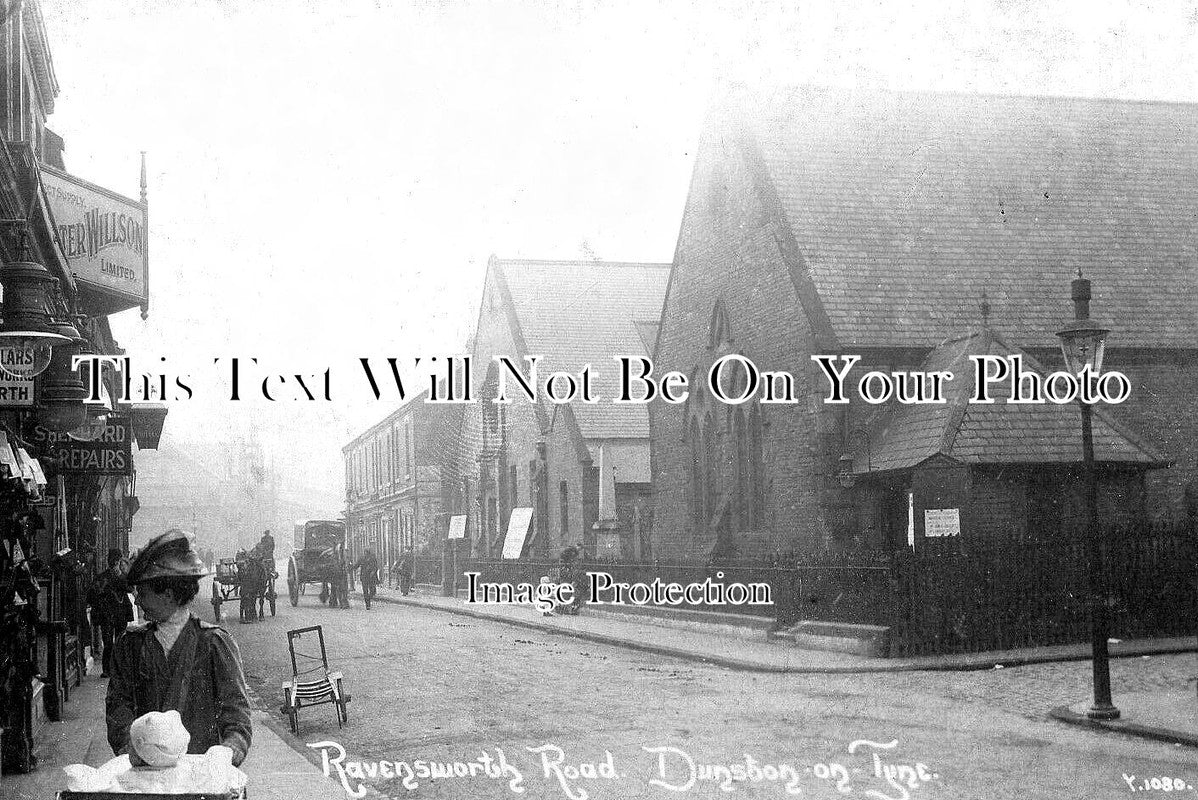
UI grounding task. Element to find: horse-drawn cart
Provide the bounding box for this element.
[287,519,346,606]
[211,552,277,623]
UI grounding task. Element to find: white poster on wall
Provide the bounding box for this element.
[501,507,534,559]
[924,508,961,538]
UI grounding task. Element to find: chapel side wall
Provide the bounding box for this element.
[1109,360,1198,519]
[651,120,831,562]
[466,270,595,557]
[1028,351,1198,521]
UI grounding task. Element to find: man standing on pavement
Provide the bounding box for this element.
[351,548,380,609]
[106,529,253,767]
[87,548,134,678]
[395,545,415,596]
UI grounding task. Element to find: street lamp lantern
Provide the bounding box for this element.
[1057,272,1110,374]
[1056,270,1119,722]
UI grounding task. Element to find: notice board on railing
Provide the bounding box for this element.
[924,508,961,538]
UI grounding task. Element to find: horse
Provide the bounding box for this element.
[238,557,268,623]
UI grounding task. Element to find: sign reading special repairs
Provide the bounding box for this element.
[41,164,147,307]
[29,416,133,475]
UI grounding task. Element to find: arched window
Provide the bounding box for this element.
[750,406,765,528]
[703,411,716,527]
[734,408,749,530]
[689,416,703,532]
[708,299,731,351]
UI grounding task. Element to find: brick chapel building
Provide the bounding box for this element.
[650,85,1198,562]
[457,257,669,559]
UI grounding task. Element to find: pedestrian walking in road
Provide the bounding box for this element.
[106,529,253,767]
[87,548,134,677]
[395,546,415,596]
[332,544,351,608]
[352,548,380,609]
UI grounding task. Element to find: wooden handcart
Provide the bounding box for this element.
[279,625,350,736]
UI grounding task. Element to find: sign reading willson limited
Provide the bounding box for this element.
[41,164,148,305]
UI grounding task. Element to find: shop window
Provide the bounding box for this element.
[404,424,413,479]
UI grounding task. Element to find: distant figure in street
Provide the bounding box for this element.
[352,548,380,609]
[395,546,415,596]
[88,548,134,677]
[331,544,351,609]
[253,530,275,565]
[556,546,584,615]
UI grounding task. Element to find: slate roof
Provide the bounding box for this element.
[736,85,1198,348]
[854,328,1168,474]
[494,259,671,439]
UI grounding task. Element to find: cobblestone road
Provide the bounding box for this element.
[217,590,1198,800]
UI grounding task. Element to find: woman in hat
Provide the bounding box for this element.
[105,529,253,766]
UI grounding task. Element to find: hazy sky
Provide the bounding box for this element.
[34,0,1198,497]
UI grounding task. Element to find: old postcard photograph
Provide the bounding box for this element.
[0,2,1195,799]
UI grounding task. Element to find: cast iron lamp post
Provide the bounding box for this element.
[1056,271,1119,721]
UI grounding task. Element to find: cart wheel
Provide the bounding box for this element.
[287,558,300,606]
[336,679,349,724]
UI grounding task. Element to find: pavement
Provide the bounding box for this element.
[1,656,355,800]
[363,580,1198,749]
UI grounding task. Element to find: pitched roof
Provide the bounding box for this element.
[734,85,1198,348]
[855,328,1168,473]
[494,258,671,439]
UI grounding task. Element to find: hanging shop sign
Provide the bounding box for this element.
[40,164,148,309]
[28,415,133,475]
[0,371,34,405]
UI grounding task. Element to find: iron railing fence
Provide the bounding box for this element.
[405,518,1195,657]
[445,555,892,623]
[888,519,1197,657]
[410,556,443,587]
